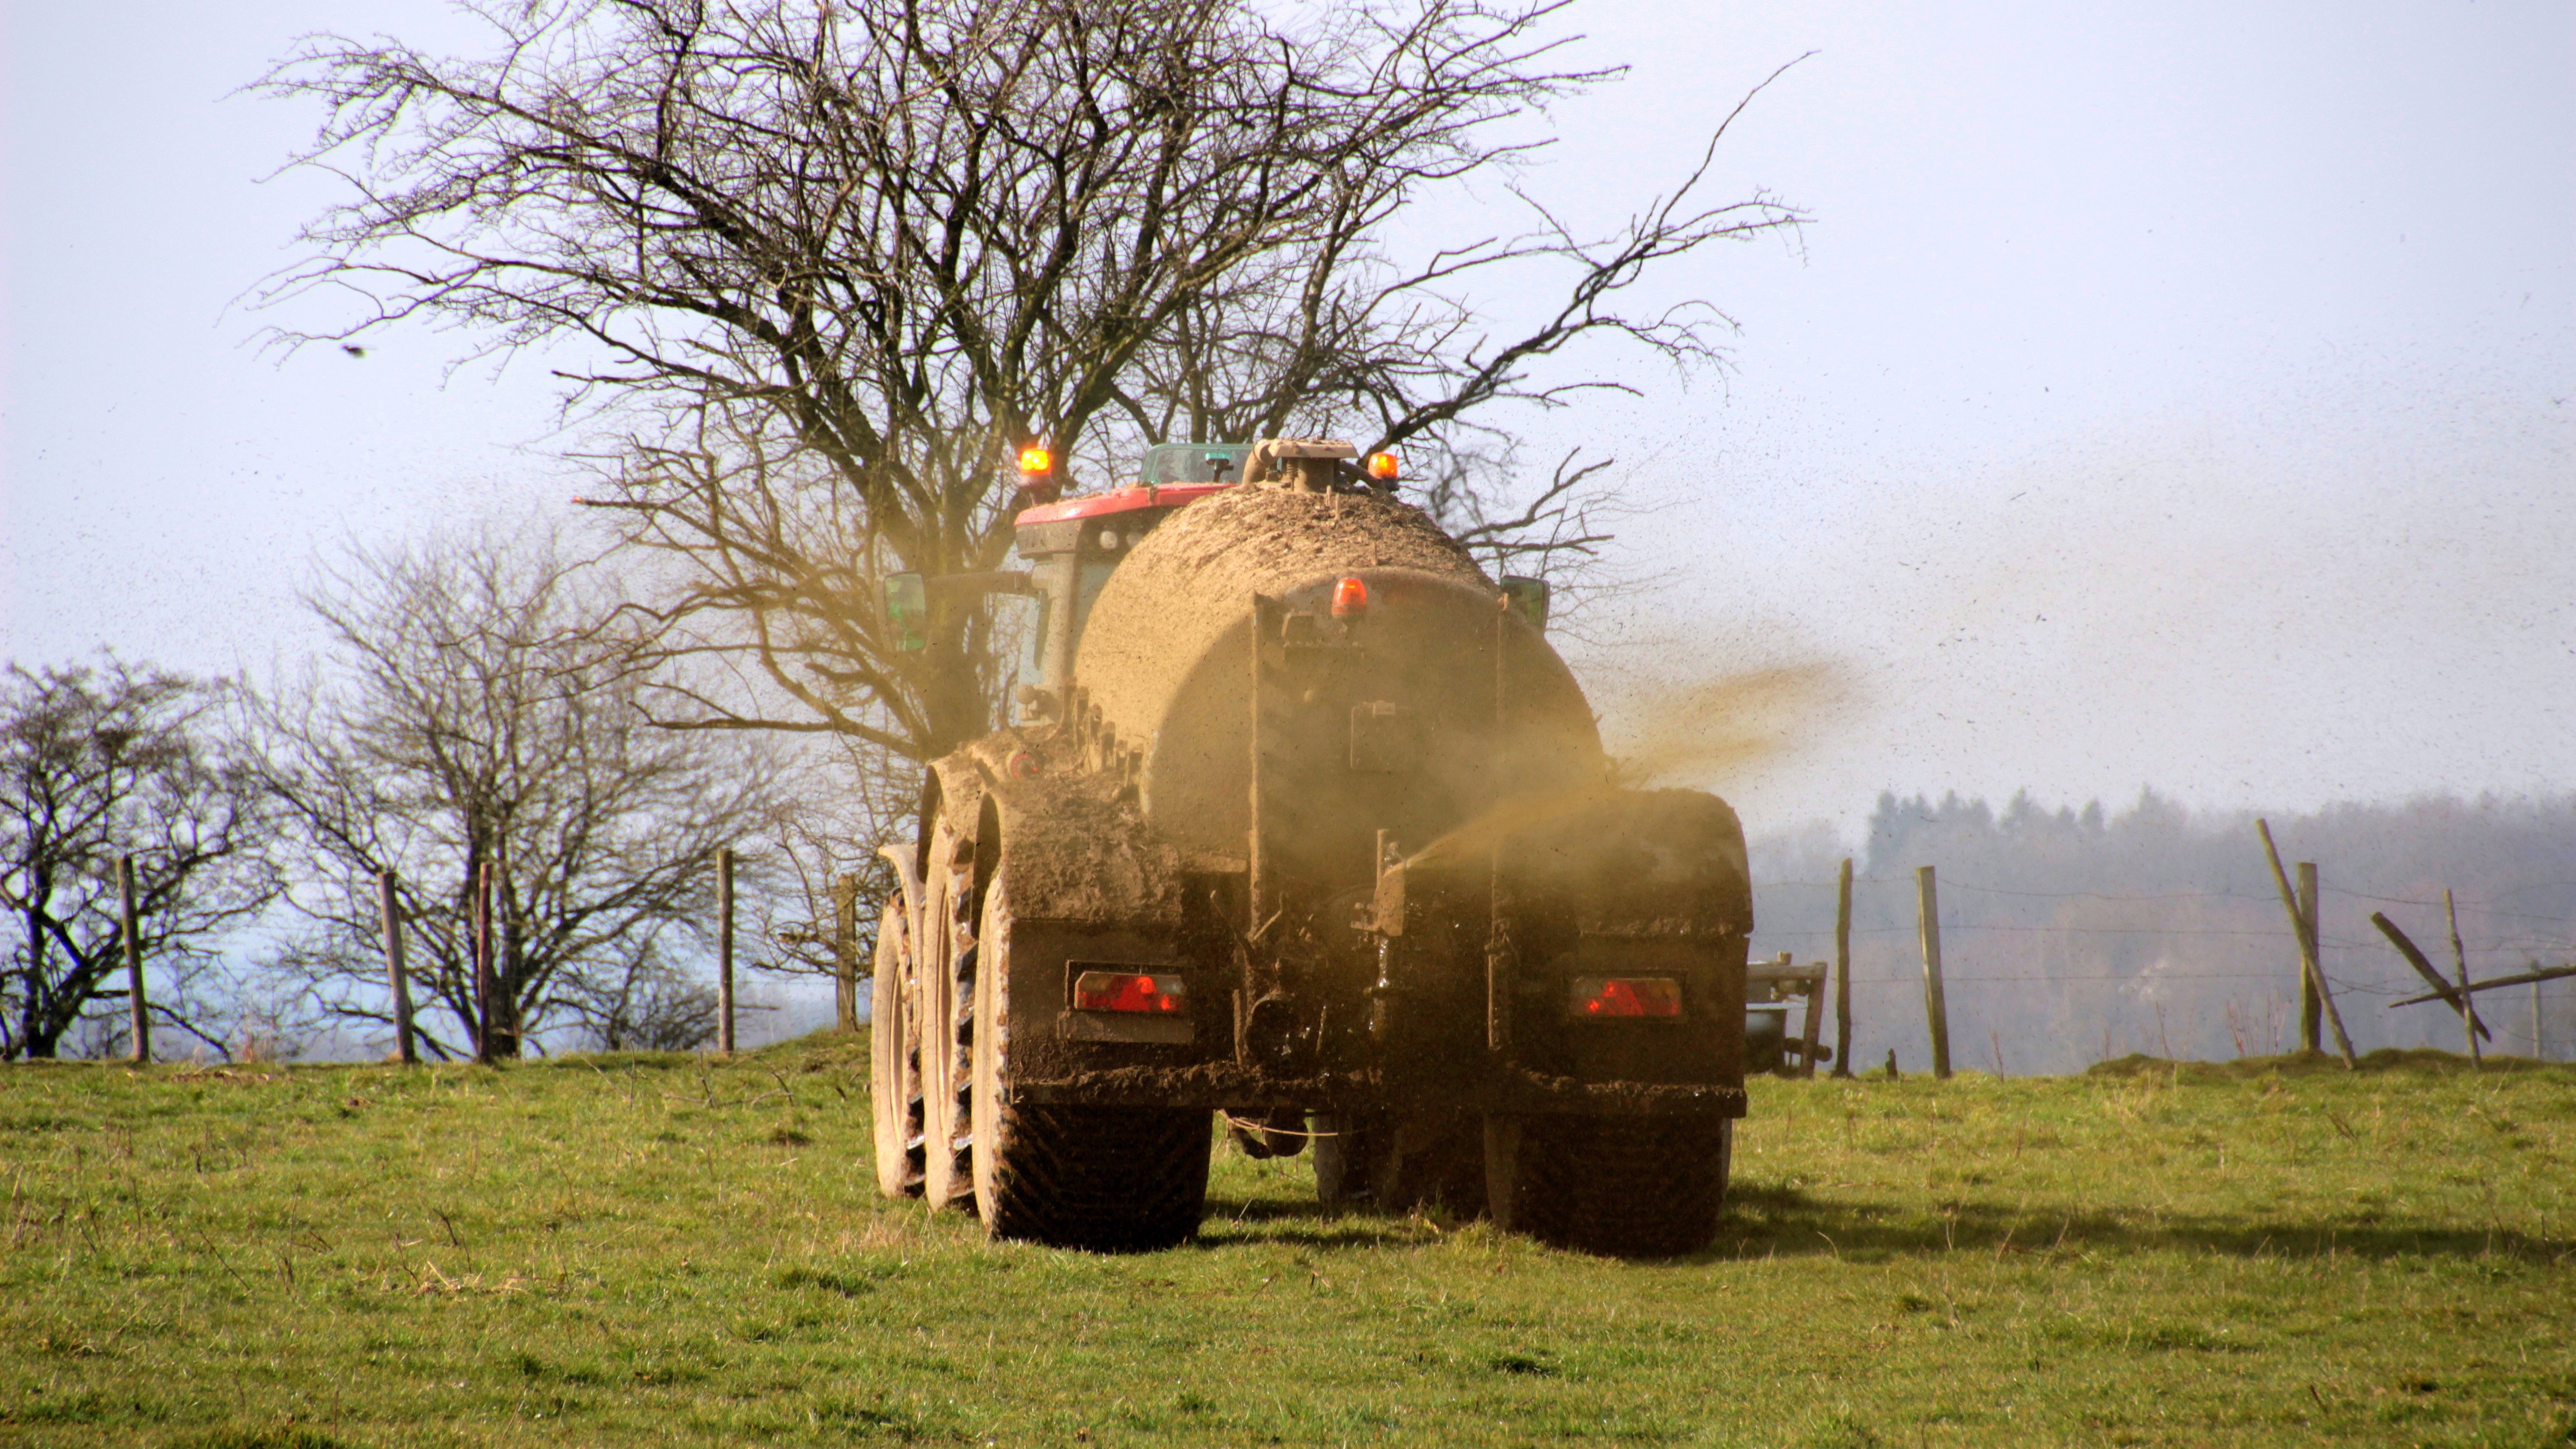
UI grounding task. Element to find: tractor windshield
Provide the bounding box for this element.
[1138,442,1252,485]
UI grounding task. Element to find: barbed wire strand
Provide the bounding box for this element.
[1754,877,2576,924]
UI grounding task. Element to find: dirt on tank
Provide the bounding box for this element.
[1073,485,1490,745]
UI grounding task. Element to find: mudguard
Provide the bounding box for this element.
[927,736,1201,1085]
[931,734,1186,931]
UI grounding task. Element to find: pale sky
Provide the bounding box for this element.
[5,0,2570,845]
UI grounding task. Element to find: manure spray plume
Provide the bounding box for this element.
[1602,661,1847,790]
[1399,659,1851,874]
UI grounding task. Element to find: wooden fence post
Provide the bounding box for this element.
[474,861,495,1066]
[1798,966,1826,1080]
[380,869,417,1065]
[2297,862,2322,1053]
[717,848,736,1056]
[2444,888,2480,1068]
[1832,857,1854,1079]
[1916,865,1951,1080]
[118,855,147,1064]
[2372,910,2490,1047]
[497,843,522,1057]
[2255,819,2356,1068]
[833,874,860,1033]
[2390,962,2576,1009]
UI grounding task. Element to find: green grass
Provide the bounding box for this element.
[4,1038,2572,1448]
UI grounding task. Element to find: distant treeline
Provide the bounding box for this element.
[1748,791,2576,1075]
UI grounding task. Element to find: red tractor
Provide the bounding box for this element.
[871,439,1752,1255]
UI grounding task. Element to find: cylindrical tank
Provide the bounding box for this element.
[1071,485,1605,880]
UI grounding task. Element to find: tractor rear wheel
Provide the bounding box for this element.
[868,892,924,1199]
[917,835,976,1211]
[1513,1116,1731,1258]
[970,866,1210,1251]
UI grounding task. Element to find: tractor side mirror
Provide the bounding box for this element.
[883,572,928,652]
[1500,576,1550,633]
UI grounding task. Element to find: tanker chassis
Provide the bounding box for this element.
[870,439,1753,1256]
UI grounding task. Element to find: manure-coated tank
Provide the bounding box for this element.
[871,443,1757,1257]
[1073,485,1604,886]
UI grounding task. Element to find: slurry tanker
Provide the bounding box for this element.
[870,438,1752,1256]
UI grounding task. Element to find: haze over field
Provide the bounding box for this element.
[4,3,2569,834]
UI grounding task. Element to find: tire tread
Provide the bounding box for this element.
[1516,1117,1730,1258]
[985,1101,1210,1252]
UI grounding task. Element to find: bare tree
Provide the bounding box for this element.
[258,0,1807,764]
[255,521,798,1058]
[558,946,721,1051]
[0,658,280,1060]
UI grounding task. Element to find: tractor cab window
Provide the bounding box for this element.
[1009,550,1124,711]
[1073,559,1118,642]
[1139,442,1252,485]
[992,588,1042,698]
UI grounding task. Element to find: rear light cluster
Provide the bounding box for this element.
[1072,970,1189,1014]
[1568,976,1683,1019]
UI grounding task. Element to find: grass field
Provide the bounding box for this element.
[4,1036,2571,1449]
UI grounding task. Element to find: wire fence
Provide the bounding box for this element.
[1743,870,2573,1063]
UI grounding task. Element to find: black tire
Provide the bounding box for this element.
[1514,1116,1731,1258]
[977,1102,1212,1252]
[868,893,924,1199]
[971,868,1210,1252]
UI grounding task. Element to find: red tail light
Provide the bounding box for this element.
[1568,976,1683,1018]
[1072,970,1189,1014]
[1332,576,1369,617]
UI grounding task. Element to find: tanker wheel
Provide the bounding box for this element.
[916,834,976,1212]
[1513,1115,1731,1258]
[1366,1110,1488,1218]
[970,865,1210,1252]
[867,891,924,1199]
[1310,1113,1377,1206]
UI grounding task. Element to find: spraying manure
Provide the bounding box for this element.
[1397,661,1847,876]
[869,439,1764,1256]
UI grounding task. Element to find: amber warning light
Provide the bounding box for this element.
[1072,970,1189,1014]
[1018,444,1053,476]
[1365,451,1400,482]
[1331,575,1370,618]
[1568,976,1683,1018]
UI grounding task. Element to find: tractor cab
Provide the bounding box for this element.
[1007,475,1229,703]
[881,439,1432,717]
[1005,441,1412,698]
